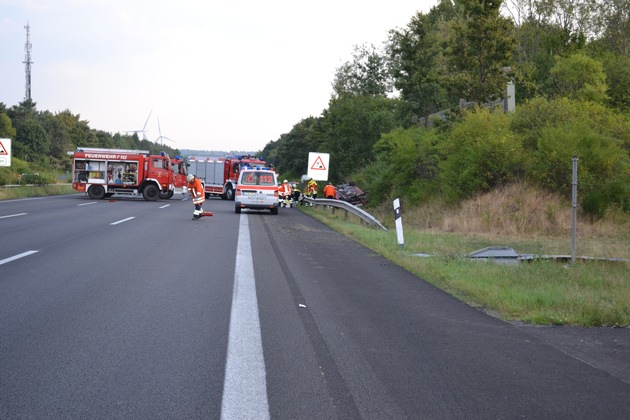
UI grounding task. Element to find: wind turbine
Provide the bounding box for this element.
[124,110,153,140]
[154,117,175,146]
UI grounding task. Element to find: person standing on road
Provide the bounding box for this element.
[187,173,205,220]
[323,181,336,199]
[278,179,293,207]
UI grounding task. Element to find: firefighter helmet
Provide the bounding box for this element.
[283,179,288,183]
[187,174,194,182]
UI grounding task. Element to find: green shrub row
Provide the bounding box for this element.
[357,98,630,219]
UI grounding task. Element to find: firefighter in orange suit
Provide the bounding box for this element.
[306,179,318,206]
[187,174,205,220]
[278,179,293,207]
[323,182,336,199]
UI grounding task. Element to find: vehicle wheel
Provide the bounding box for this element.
[235,206,241,214]
[225,186,234,201]
[271,207,278,215]
[160,190,174,199]
[88,185,106,199]
[143,184,159,201]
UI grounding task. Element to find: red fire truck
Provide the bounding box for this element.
[187,155,267,200]
[71,148,175,201]
[170,155,188,195]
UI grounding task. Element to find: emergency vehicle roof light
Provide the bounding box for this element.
[160,151,165,156]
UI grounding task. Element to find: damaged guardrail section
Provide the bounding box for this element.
[303,196,388,231]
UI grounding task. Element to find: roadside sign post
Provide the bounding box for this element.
[393,198,404,249]
[0,139,11,167]
[571,155,578,265]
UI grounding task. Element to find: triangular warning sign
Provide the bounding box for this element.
[0,141,7,155]
[310,156,326,170]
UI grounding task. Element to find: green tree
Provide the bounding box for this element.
[263,117,325,180]
[332,44,392,98]
[449,0,516,105]
[0,113,17,139]
[322,95,399,181]
[549,53,609,103]
[602,53,630,110]
[13,118,50,162]
[388,5,453,126]
[595,0,630,55]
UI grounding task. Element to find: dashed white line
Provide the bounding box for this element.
[78,202,98,206]
[110,217,135,225]
[159,204,170,209]
[0,213,27,219]
[221,214,270,420]
[0,250,39,266]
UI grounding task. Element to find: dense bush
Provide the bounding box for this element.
[18,172,55,185]
[438,108,526,203]
[0,159,30,186]
[359,101,630,218]
[359,127,440,204]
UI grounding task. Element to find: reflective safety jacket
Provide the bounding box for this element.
[323,183,336,199]
[306,180,318,195]
[278,182,292,197]
[187,177,205,204]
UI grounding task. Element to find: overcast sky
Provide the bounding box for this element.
[1,0,437,152]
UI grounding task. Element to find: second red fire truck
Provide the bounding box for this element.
[187,155,268,200]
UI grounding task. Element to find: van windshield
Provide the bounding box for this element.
[240,171,276,186]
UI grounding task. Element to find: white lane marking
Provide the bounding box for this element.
[0,213,27,219]
[78,202,98,206]
[0,197,46,203]
[110,217,135,225]
[159,204,170,209]
[0,250,39,266]
[221,214,270,420]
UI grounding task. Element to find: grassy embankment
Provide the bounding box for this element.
[305,183,630,327]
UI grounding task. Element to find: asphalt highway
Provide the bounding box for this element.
[0,193,628,419]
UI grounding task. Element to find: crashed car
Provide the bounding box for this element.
[335,182,367,206]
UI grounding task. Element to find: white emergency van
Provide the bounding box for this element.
[234,168,279,215]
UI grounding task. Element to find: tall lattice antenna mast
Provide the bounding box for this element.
[23,22,33,101]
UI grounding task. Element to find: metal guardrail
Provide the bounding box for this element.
[1,183,72,188]
[302,196,388,231]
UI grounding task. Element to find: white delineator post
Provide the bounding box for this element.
[393,198,404,249]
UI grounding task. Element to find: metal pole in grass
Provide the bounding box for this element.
[571,155,578,265]
[393,198,404,249]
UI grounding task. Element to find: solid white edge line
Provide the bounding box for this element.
[221,213,270,420]
[0,250,39,266]
[110,217,135,225]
